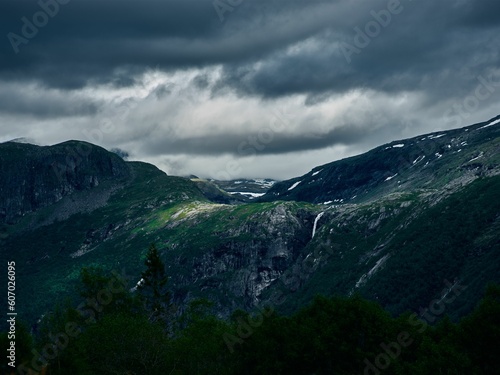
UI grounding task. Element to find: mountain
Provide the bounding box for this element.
[0,141,131,226]
[259,115,500,204]
[208,178,278,201]
[1,117,499,328]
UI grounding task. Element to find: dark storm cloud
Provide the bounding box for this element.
[1,0,499,174]
[2,0,498,99]
[0,82,100,118]
[138,122,378,157]
[216,0,500,101]
[0,0,339,89]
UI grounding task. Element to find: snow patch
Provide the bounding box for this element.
[412,155,425,165]
[288,181,302,191]
[229,192,266,198]
[355,254,390,288]
[429,134,446,139]
[478,118,500,129]
[392,143,405,148]
[312,169,323,176]
[468,152,484,162]
[385,173,398,181]
[253,179,276,188]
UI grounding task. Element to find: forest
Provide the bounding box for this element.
[2,244,498,375]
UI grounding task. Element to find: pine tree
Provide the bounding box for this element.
[138,243,172,325]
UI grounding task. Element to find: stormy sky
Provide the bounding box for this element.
[0,0,499,179]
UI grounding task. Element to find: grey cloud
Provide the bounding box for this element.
[215,0,500,101]
[136,123,383,157]
[1,0,500,179]
[0,0,339,89]
[2,0,499,102]
[149,83,175,100]
[0,82,100,118]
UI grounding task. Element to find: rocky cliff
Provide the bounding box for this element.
[0,141,131,225]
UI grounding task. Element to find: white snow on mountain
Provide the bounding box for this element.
[355,254,390,288]
[288,181,302,191]
[468,152,484,162]
[428,134,446,139]
[229,192,266,198]
[412,156,425,165]
[478,118,500,130]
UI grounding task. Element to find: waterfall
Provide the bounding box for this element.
[312,212,325,238]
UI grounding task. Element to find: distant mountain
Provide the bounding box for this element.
[209,178,278,201]
[2,137,40,145]
[1,117,499,329]
[259,115,500,204]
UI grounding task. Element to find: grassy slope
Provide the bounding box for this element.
[273,176,500,320]
[4,171,499,326]
[2,124,498,327]
[3,161,318,324]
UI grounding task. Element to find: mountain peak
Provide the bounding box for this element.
[260,115,500,204]
[0,141,131,224]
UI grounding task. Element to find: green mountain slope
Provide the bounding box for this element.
[1,118,499,329]
[268,176,500,319]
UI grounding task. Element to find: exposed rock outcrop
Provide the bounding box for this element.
[0,141,131,224]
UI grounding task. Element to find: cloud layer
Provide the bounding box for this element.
[1,0,499,179]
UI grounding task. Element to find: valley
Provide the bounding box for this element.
[1,116,499,328]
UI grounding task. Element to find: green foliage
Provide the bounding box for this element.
[78,266,141,321]
[458,284,500,375]
[3,275,499,375]
[232,295,397,374]
[138,243,173,325]
[170,315,235,375]
[361,176,500,317]
[77,313,171,375]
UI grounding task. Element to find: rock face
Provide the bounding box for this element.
[174,204,314,308]
[0,141,131,224]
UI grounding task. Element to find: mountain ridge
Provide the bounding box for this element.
[259,115,500,204]
[0,116,499,328]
